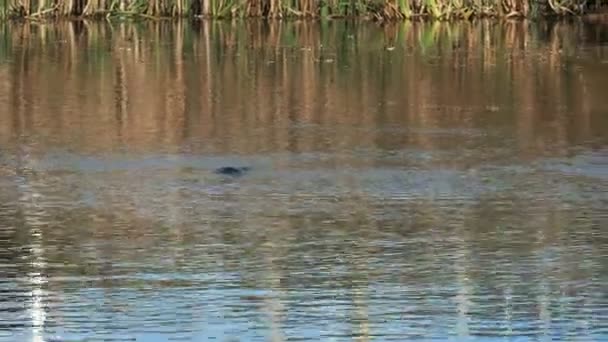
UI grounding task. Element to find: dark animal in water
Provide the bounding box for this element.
[214,166,251,176]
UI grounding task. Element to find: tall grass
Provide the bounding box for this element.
[0,0,606,20]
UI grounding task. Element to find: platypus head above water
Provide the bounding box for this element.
[214,166,251,176]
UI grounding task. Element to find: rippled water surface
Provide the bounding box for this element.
[0,20,607,342]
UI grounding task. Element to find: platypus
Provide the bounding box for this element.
[213,166,251,176]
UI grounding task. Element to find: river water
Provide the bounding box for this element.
[0,20,607,342]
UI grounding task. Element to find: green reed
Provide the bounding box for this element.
[0,0,606,21]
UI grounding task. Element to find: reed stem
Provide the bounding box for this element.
[0,0,605,21]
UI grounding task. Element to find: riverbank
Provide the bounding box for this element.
[1,0,607,21]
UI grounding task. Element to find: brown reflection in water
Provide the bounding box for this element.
[0,20,606,158]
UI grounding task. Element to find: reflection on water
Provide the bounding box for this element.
[0,20,607,342]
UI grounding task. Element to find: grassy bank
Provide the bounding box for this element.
[1,0,607,21]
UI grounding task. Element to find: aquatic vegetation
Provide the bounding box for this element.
[0,0,606,20]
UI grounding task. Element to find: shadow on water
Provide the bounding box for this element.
[0,19,606,342]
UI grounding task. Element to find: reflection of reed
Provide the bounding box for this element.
[259,239,287,342]
[2,20,605,157]
[453,217,471,338]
